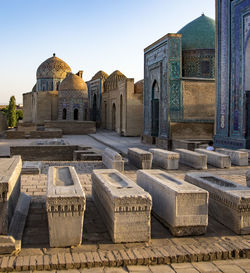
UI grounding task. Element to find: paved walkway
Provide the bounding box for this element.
[89,130,153,156]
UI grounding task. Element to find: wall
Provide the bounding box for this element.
[29,129,62,138]
[101,78,143,136]
[6,130,26,139]
[36,91,58,125]
[170,121,214,139]
[87,79,103,127]
[182,79,215,120]
[126,80,143,136]
[44,120,96,134]
[214,0,250,149]
[182,49,215,78]
[17,121,36,133]
[144,33,182,139]
[23,92,33,123]
[58,90,88,121]
[10,145,78,161]
[23,91,58,125]
[0,112,7,134]
[6,128,62,139]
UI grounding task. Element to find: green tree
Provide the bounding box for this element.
[1,107,8,116]
[7,96,17,127]
[16,109,23,121]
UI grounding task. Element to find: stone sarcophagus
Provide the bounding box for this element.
[216,148,248,166]
[0,156,22,235]
[194,149,231,169]
[185,172,250,234]
[175,149,207,170]
[128,148,152,169]
[149,148,179,170]
[137,170,208,236]
[102,148,124,172]
[46,166,86,247]
[92,169,152,243]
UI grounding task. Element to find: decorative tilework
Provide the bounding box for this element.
[182,50,215,78]
[170,62,180,79]
[214,0,250,149]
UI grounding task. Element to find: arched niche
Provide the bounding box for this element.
[245,36,250,91]
[151,80,159,136]
[62,108,67,120]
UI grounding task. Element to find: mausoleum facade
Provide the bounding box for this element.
[214,0,250,149]
[143,14,216,148]
[23,54,89,125]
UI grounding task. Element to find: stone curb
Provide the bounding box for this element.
[1,243,250,272]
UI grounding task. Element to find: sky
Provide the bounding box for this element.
[0,0,215,104]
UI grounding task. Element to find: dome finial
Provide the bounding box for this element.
[53,53,56,57]
[202,12,205,16]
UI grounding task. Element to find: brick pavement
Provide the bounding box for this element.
[4,151,250,272]
[0,161,247,271]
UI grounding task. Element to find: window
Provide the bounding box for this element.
[201,61,210,76]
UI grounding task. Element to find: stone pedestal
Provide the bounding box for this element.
[128,148,152,169]
[46,166,86,247]
[185,172,250,234]
[149,148,179,170]
[175,149,207,169]
[137,170,208,236]
[92,169,152,243]
[195,149,231,168]
[102,148,124,172]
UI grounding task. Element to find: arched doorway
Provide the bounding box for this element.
[93,94,97,122]
[151,80,160,137]
[62,108,67,120]
[112,103,116,131]
[84,109,88,121]
[74,108,79,120]
[120,95,123,135]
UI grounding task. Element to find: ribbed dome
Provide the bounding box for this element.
[134,80,144,94]
[59,73,88,92]
[178,14,215,50]
[104,70,127,91]
[36,54,72,79]
[91,70,109,81]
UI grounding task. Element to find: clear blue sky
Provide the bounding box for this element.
[0,0,215,104]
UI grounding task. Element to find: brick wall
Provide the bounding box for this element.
[182,79,216,120]
[10,145,78,161]
[44,120,96,134]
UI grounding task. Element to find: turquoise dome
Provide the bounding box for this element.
[178,14,215,50]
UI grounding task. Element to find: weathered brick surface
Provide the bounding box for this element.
[4,154,250,272]
[0,256,9,271]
